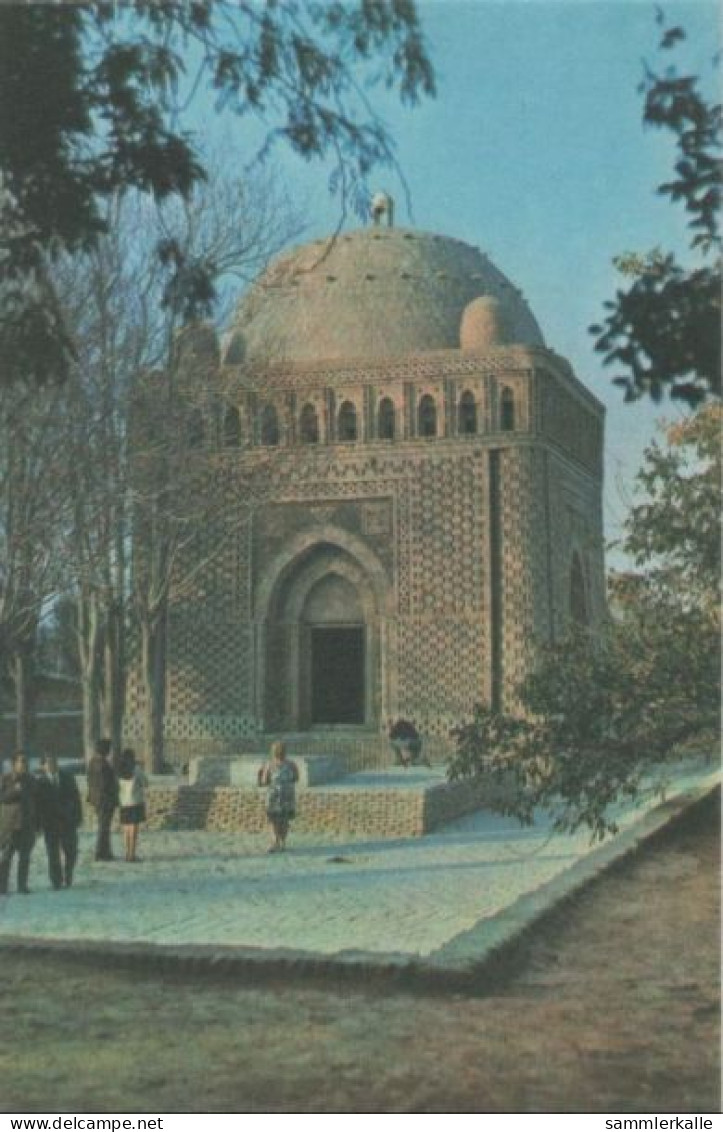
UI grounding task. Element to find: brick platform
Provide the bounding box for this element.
[6,767,716,973]
[81,769,498,838]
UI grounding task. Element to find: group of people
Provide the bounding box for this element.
[87,739,149,864]
[0,739,148,896]
[88,739,303,859]
[0,738,302,890]
[1,725,427,892]
[0,751,81,895]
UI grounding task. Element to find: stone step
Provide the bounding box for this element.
[189,753,347,788]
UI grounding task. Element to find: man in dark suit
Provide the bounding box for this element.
[0,751,38,895]
[36,754,83,888]
[86,738,118,861]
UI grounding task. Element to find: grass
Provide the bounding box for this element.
[1,792,719,1114]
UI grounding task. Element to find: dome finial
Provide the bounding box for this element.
[370,191,394,227]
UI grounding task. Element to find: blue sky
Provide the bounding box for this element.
[191,0,720,564]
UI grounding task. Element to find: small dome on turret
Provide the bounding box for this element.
[460,296,513,350]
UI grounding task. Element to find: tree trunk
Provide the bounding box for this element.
[77,592,103,765]
[81,665,101,766]
[12,641,37,752]
[141,603,166,773]
[103,599,126,762]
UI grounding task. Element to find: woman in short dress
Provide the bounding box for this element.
[257,741,299,853]
[117,748,148,862]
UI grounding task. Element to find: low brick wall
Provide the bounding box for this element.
[140,785,427,838]
[423,777,494,831]
[77,774,507,839]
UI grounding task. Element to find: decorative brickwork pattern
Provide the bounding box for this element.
[498,447,551,711]
[227,347,553,392]
[544,450,606,634]
[129,225,606,770]
[123,712,262,763]
[388,451,489,734]
[395,616,486,734]
[406,454,485,614]
[81,778,503,838]
[253,491,396,579]
[122,784,426,837]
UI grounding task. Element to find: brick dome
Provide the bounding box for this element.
[226,227,544,365]
[460,296,513,350]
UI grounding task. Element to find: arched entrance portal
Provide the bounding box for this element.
[304,575,365,724]
[257,536,387,732]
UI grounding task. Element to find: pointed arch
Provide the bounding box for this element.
[458,390,478,435]
[377,397,395,440]
[255,526,391,622]
[260,403,280,446]
[255,527,391,731]
[500,387,515,432]
[338,400,357,442]
[300,402,319,444]
[418,393,437,438]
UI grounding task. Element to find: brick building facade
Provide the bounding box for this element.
[126,223,605,764]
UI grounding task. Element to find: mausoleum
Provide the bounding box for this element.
[127,207,605,767]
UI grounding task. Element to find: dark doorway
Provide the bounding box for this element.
[311,627,365,724]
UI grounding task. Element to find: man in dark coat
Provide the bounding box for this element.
[0,751,38,895]
[86,738,118,861]
[36,754,83,888]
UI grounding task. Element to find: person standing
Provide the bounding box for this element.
[86,738,118,861]
[117,748,148,863]
[36,754,83,889]
[0,751,38,895]
[257,741,299,853]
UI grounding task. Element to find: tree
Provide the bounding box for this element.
[53,170,301,764]
[620,405,720,608]
[591,15,721,406]
[129,363,240,773]
[0,381,71,747]
[448,405,721,840]
[0,2,434,386]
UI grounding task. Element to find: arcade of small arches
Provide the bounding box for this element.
[185,384,518,451]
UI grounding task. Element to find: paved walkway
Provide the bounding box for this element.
[0,762,717,966]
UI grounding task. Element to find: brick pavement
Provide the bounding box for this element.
[0,763,717,979]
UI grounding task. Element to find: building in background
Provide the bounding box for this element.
[127,208,605,764]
